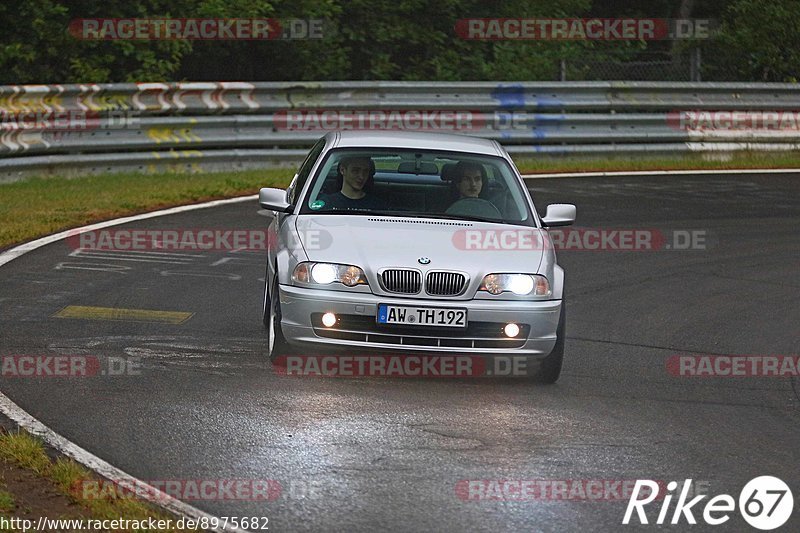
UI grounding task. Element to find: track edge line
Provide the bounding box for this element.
[521,167,800,179]
[0,193,258,532]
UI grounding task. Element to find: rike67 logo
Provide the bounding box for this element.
[623,476,794,530]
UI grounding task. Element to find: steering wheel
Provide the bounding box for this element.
[445,197,503,219]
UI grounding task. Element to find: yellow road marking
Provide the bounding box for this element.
[52,305,193,324]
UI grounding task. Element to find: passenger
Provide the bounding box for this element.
[318,156,389,210]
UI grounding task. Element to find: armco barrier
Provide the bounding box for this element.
[1,81,799,180]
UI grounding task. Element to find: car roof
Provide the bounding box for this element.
[327,130,503,157]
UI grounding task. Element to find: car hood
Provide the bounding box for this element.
[294,215,547,274]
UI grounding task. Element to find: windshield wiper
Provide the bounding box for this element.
[318,208,513,224]
[398,211,508,224]
[323,209,400,217]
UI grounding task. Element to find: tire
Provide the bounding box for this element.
[262,264,271,328]
[263,271,292,364]
[532,304,566,384]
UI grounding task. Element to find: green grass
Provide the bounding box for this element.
[0,168,293,249]
[514,151,800,174]
[0,490,14,513]
[0,432,51,476]
[50,458,165,522]
[0,431,192,532]
[1,151,799,249]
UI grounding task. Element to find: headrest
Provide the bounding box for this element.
[440,163,459,181]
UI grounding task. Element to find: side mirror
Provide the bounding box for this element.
[259,188,293,213]
[541,204,576,227]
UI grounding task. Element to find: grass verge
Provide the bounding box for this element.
[1,151,799,250]
[0,429,197,532]
[0,169,292,250]
[514,151,800,174]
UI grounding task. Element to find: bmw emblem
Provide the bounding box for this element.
[418,257,431,265]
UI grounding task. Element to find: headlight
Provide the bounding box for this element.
[311,263,337,284]
[292,262,368,287]
[479,274,550,296]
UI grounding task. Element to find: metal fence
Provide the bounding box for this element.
[1,81,799,180]
[560,50,703,82]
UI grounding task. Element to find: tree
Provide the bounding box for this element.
[700,0,800,81]
[1,0,796,83]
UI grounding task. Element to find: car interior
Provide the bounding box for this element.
[315,156,524,220]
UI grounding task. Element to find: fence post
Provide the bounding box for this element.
[690,47,702,82]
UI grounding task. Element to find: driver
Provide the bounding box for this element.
[319,156,389,210]
[446,161,503,219]
[453,161,486,199]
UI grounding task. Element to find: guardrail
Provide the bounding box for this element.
[1,81,799,180]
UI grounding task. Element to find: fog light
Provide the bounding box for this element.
[504,323,520,338]
[321,312,337,328]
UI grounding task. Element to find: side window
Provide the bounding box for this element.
[288,138,326,205]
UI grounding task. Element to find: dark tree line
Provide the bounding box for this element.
[1,0,797,84]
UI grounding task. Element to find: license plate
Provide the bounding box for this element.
[377,304,467,327]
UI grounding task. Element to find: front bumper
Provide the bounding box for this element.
[278,284,562,358]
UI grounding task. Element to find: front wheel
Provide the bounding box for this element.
[263,272,292,364]
[532,304,565,384]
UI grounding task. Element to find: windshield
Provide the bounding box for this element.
[299,148,535,226]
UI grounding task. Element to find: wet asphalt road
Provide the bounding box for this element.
[1,174,799,532]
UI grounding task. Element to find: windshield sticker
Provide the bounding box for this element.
[310,200,326,210]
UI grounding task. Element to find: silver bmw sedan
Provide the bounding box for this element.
[259,131,575,382]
